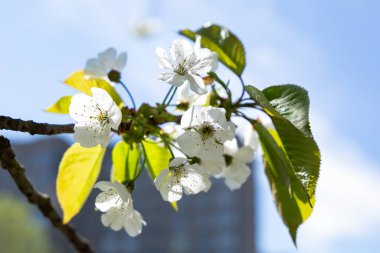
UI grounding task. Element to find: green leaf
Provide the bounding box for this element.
[141,139,172,180]
[180,24,246,76]
[111,141,142,183]
[65,70,123,106]
[255,123,313,243]
[245,85,320,199]
[245,85,320,244]
[262,85,311,136]
[57,143,105,224]
[45,95,72,114]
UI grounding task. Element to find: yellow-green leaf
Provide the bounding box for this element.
[141,139,172,179]
[45,95,72,114]
[65,70,123,106]
[256,123,312,244]
[111,141,142,183]
[57,143,106,224]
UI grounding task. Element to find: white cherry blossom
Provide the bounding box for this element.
[124,210,146,237]
[220,139,254,191]
[155,36,218,95]
[84,48,127,83]
[177,105,236,160]
[133,17,162,37]
[202,173,212,192]
[161,124,184,139]
[69,87,121,148]
[177,82,209,106]
[243,126,260,151]
[154,157,207,202]
[94,181,146,237]
[198,155,226,175]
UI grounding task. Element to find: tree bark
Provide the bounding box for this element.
[0,136,95,253]
[0,116,74,135]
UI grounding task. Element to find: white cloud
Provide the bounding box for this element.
[297,115,380,252]
[256,114,380,253]
[243,2,380,252]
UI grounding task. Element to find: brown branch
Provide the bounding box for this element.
[0,136,95,253]
[0,116,74,135]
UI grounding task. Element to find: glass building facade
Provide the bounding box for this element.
[0,138,255,253]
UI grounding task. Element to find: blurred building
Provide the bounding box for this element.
[0,138,255,253]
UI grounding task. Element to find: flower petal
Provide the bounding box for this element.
[114,52,127,72]
[234,147,254,163]
[214,122,236,143]
[73,120,111,148]
[96,124,112,148]
[124,210,146,237]
[98,48,117,69]
[111,181,132,203]
[198,138,224,159]
[168,74,187,87]
[199,156,225,174]
[84,58,108,77]
[94,181,115,191]
[186,74,207,95]
[180,168,206,195]
[158,72,186,87]
[91,87,114,112]
[101,207,124,231]
[224,139,239,156]
[224,163,251,191]
[73,122,101,148]
[95,189,119,212]
[168,157,188,168]
[157,72,174,82]
[177,131,201,157]
[155,47,172,69]
[154,169,169,190]
[207,107,228,127]
[159,175,183,202]
[194,35,201,53]
[202,174,212,192]
[192,50,218,74]
[69,93,99,123]
[170,39,193,65]
[177,82,208,105]
[180,105,204,128]
[244,127,259,151]
[107,104,122,130]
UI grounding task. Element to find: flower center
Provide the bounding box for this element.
[174,64,188,76]
[168,164,187,184]
[96,110,109,127]
[198,122,215,140]
[173,54,196,76]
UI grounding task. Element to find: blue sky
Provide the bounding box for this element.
[1,1,380,252]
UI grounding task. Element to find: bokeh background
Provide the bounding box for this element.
[1,0,380,252]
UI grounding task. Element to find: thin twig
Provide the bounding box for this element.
[165,87,178,108]
[119,80,136,109]
[237,76,246,103]
[0,116,74,135]
[162,86,174,105]
[0,136,95,253]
